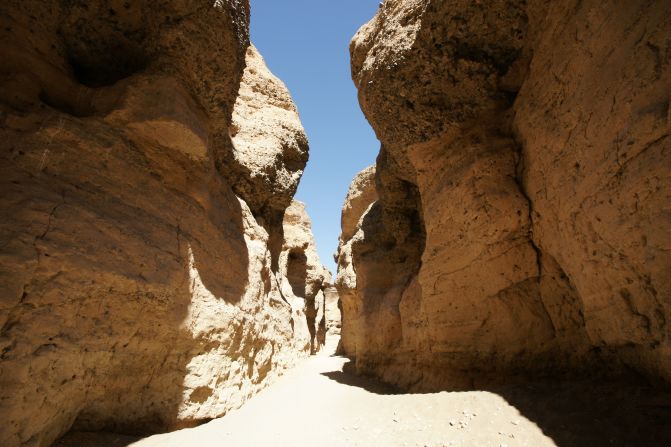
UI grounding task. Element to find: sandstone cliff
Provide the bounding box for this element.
[324,286,341,340]
[339,165,378,245]
[0,1,326,446]
[335,165,378,356]
[280,200,331,354]
[228,45,310,269]
[339,0,671,390]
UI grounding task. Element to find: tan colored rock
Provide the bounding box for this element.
[335,166,379,356]
[341,0,671,390]
[227,44,311,273]
[280,200,331,354]
[513,0,671,380]
[0,1,320,446]
[339,165,377,244]
[227,45,309,216]
[324,286,341,339]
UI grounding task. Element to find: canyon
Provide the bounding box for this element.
[1,0,670,446]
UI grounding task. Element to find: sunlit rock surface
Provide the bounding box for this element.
[0,1,326,446]
[281,200,331,355]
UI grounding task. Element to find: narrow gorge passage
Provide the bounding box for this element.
[56,338,671,447]
[1,1,670,446]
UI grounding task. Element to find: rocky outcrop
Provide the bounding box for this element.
[280,200,331,354]
[227,45,309,268]
[339,165,378,244]
[0,1,324,446]
[513,1,671,380]
[335,166,378,356]
[228,46,308,217]
[323,286,341,339]
[340,0,671,390]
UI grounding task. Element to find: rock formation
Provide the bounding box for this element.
[338,165,378,246]
[280,200,331,354]
[338,0,671,390]
[0,1,326,446]
[323,286,341,340]
[228,44,310,269]
[335,165,379,356]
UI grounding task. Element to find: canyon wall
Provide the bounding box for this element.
[0,1,326,446]
[280,200,331,354]
[335,165,379,356]
[338,0,671,390]
[324,286,341,340]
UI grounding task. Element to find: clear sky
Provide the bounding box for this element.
[249,0,381,276]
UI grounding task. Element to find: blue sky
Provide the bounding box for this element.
[250,0,381,275]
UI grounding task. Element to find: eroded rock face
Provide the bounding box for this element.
[281,200,331,354]
[228,45,309,218]
[226,44,310,273]
[324,286,341,339]
[341,0,671,390]
[513,1,671,380]
[0,1,322,446]
[339,165,378,244]
[335,166,379,356]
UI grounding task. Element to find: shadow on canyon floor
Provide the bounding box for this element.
[319,358,671,447]
[320,367,398,395]
[53,432,140,447]
[56,352,671,447]
[490,378,671,447]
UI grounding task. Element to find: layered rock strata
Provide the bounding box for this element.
[339,0,671,390]
[0,1,325,446]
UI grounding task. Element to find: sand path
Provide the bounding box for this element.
[56,340,671,447]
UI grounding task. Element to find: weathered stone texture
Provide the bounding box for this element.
[0,1,326,446]
[324,286,341,339]
[340,0,671,390]
[280,200,331,354]
[228,45,309,217]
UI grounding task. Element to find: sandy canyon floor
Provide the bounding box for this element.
[56,338,671,447]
